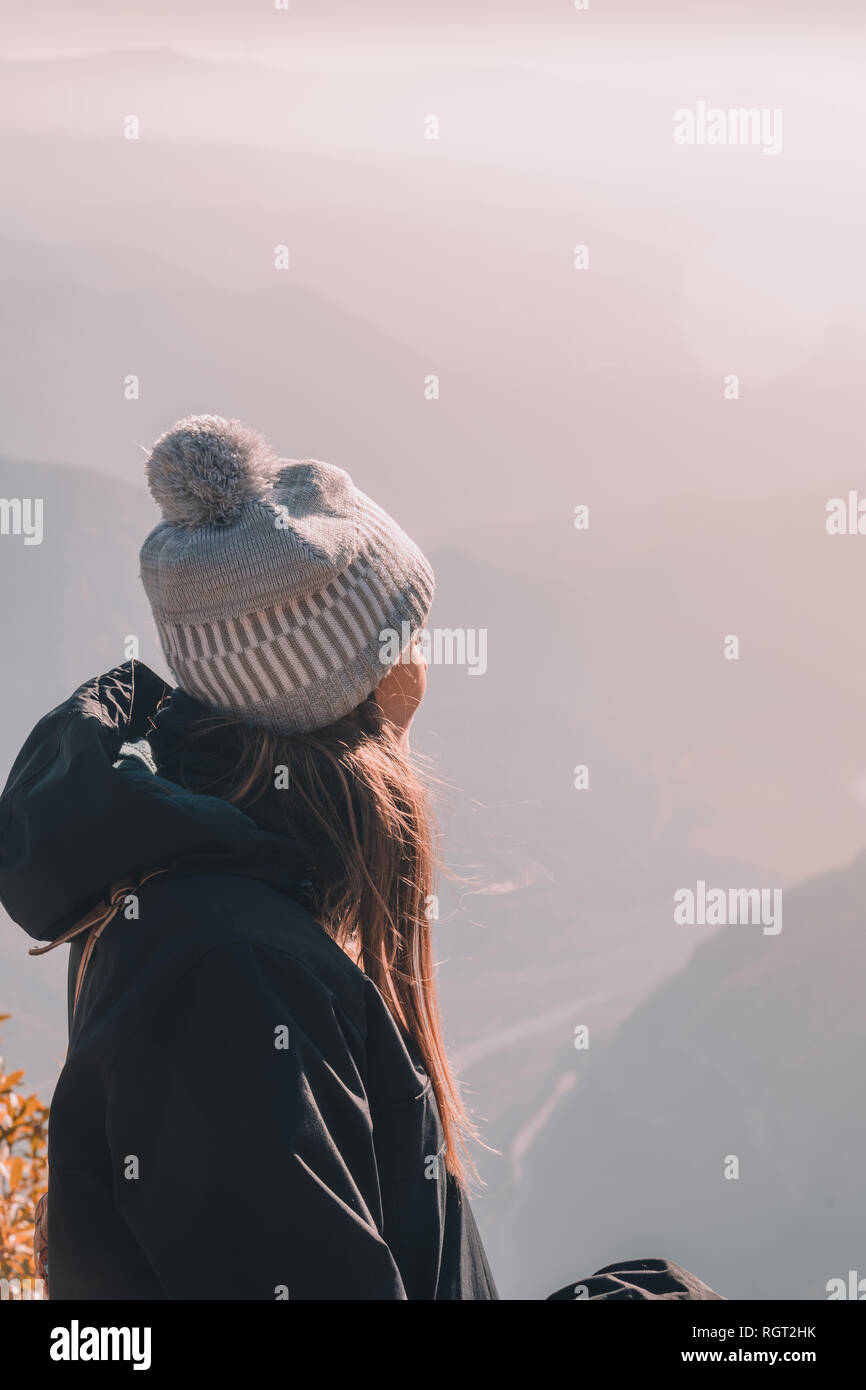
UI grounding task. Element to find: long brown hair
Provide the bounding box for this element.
[160,691,477,1183]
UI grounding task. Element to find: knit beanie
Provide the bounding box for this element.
[138,415,434,735]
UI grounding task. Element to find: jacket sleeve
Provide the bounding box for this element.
[546,1258,725,1300]
[104,939,407,1300]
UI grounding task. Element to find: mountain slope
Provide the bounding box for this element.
[513,850,866,1299]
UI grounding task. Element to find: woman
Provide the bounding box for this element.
[0,414,496,1300]
[0,416,723,1302]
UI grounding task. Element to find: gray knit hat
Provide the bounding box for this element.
[139,415,434,734]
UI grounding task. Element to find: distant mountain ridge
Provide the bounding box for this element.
[514,846,866,1300]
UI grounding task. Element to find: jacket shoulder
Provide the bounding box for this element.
[82,868,371,1054]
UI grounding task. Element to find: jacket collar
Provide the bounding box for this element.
[0,661,308,943]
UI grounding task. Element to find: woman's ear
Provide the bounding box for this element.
[374,642,427,743]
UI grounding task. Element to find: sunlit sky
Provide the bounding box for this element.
[0,0,862,65]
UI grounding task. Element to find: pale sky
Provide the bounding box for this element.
[0,0,861,64]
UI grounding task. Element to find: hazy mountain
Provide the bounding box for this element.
[1,44,863,520]
[512,849,866,1300]
[0,459,160,747]
[449,484,866,885]
[0,227,562,546]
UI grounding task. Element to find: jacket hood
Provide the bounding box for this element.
[0,661,308,943]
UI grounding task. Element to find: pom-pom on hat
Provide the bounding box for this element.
[139,415,434,735]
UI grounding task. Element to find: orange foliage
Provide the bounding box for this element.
[0,1014,48,1295]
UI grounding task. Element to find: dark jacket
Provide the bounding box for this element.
[0,661,498,1301]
